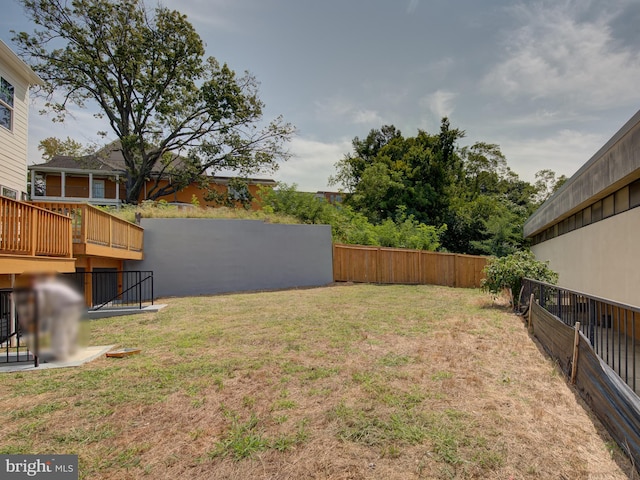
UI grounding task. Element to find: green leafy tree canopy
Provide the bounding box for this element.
[15,0,294,203]
[38,136,87,161]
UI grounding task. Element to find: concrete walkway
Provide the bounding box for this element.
[0,345,115,373]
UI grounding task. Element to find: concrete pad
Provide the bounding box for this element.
[86,304,167,320]
[0,345,115,373]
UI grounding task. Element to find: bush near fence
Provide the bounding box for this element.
[528,300,640,473]
[332,244,487,288]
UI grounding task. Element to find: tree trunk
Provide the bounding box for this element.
[125,174,145,204]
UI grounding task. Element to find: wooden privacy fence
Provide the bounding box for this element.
[333,244,487,288]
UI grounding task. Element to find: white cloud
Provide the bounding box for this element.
[315,97,384,126]
[164,0,241,32]
[276,137,352,191]
[407,0,419,14]
[421,90,457,119]
[352,109,384,125]
[498,129,606,182]
[484,1,640,109]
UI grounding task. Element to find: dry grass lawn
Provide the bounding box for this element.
[0,284,633,479]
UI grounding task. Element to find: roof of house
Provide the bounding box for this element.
[30,140,184,174]
[29,141,277,185]
[0,40,44,86]
[523,108,640,238]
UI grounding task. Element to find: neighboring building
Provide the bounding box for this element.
[0,39,43,200]
[29,141,276,209]
[315,191,343,204]
[0,42,144,309]
[524,109,640,306]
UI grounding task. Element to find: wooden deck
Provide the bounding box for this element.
[31,202,144,260]
[0,197,76,274]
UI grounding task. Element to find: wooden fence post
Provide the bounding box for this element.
[571,322,581,384]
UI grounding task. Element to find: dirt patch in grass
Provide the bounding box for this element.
[0,284,632,479]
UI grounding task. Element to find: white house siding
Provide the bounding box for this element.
[0,53,33,198]
[531,206,640,307]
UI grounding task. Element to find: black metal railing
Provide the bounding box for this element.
[63,271,153,310]
[523,278,640,393]
[0,289,38,367]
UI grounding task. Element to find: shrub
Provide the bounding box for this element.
[259,183,443,251]
[481,250,557,309]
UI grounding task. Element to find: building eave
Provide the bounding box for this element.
[0,40,44,86]
[29,165,123,175]
[523,108,640,238]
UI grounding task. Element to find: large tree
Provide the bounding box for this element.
[330,120,563,257]
[329,119,464,226]
[15,0,294,203]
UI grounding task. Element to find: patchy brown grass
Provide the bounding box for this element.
[0,284,632,479]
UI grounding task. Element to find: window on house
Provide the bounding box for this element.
[0,77,14,131]
[1,186,17,199]
[592,200,602,222]
[630,180,640,208]
[602,194,614,218]
[615,186,629,214]
[92,179,105,199]
[583,206,592,225]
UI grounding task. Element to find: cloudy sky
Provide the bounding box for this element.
[2,0,640,191]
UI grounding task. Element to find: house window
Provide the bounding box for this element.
[0,77,14,131]
[615,187,629,214]
[583,206,592,225]
[1,186,17,199]
[630,180,640,208]
[602,194,614,218]
[575,210,583,228]
[592,200,602,222]
[92,179,105,199]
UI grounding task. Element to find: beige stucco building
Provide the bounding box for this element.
[524,109,640,307]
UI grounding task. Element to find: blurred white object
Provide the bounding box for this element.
[15,275,85,361]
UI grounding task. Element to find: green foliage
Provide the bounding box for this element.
[330,121,564,257]
[15,0,293,203]
[38,136,87,161]
[482,250,558,308]
[259,183,443,250]
[329,119,463,226]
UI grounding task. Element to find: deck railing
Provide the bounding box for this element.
[0,197,72,258]
[32,202,143,252]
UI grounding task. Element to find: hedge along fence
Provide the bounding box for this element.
[528,300,640,472]
[332,244,487,288]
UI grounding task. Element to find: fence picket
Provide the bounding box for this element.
[333,244,487,288]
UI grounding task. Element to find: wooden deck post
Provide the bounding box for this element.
[528,294,534,332]
[571,322,581,384]
[84,258,93,308]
